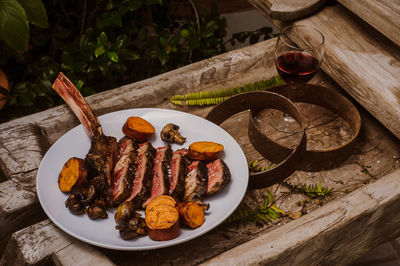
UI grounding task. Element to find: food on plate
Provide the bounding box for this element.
[111,137,138,206]
[52,73,233,242]
[160,123,186,144]
[176,201,205,229]
[145,203,180,241]
[64,184,97,215]
[122,116,155,142]
[188,141,224,161]
[53,72,117,209]
[87,199,108,219]
[58,157,88,193]
[115,201,147,240]
[183,161,209,210]
[142,145,173,208]
[206,159,231,196]
[124,142,156,208]
[145,195,177,213]
[169,149,187,199]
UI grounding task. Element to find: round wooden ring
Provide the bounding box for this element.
[206,91,307,190]
[267,84,361,171]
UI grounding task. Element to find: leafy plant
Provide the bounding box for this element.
[225,190,285,225]
[282,181,333,199]
[248,160,275,173]
[0,0,48,52]
[170,75,284,106]
[0,0,275,122]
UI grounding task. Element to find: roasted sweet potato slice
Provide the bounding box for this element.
[176,201,205,229]
[188,141,224,161]
[145,204,180,241]
[122,116,155,142]
[145,195,176,213]
[58,157,87,192]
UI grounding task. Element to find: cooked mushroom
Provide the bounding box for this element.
[114,201,135,226]
[79,185,96,206]
[161,123,186,144]
[87,200,108,219]
[65,194,85,215]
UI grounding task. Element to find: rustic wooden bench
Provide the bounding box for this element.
[2,1,400,265]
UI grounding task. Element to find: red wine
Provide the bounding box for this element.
[276,51,319,86]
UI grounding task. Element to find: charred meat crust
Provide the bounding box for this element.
[85,135,118,207]
[125,142,156,208]
[169,149,187,200]
[206,159,231,196]
[183,161,208,204]
[142,145,173,208]
[111,137,138,206]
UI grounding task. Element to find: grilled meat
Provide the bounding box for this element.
[143,145,172,208]
[206,159,231,196]
[183,161,209,209]
[169,149,187,200]
[53,73,117,209]
[125,142,156,208]
[111,137,137,206]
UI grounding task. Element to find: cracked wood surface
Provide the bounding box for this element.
[1,7,400,263]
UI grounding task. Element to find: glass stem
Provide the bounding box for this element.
[283,85,296,121]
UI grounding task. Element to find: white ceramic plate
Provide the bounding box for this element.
[37,108,249,250]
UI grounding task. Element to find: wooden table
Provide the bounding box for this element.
[1,2,400,265]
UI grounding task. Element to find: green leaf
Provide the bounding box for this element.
[95,47,106,58]
[98,32,109,46]
[0,0,29,51]
[19,91,35,106]
[106,51,119,62]
[76,80,84,90]
[13,82,29,94]
[180,29,190,39]
[120,49,140,61]
[19,0,48,29]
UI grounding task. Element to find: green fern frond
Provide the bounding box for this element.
[225,189,286,225]
[170,75,284,106]
[282,181,333,199]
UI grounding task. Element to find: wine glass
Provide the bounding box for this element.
[269,25,325,132]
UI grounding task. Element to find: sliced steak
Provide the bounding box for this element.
[183,161,209,209]
[169,149,187,200]
[111,137,137,206]
[125,142,156,208]
[206,159,231,196]
[85,135,118,206]
[142,145,173,208]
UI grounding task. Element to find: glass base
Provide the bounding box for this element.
[268,110,304,133]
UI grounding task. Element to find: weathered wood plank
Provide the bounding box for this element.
[0,220,74,266]
[202,167,400,265]
[338,0,400,48]
[0,39,277,264]
[269,0,326,21]
[52,242,116,266]
[250,3,400,143]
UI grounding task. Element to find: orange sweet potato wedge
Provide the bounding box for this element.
[122,116,155,142]
[176,201,205,229]
[58,157,87,192]
[188,141,224,161]
[145,195,176,213]
[145,204,180,241]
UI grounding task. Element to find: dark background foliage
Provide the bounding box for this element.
[0,0,274,123]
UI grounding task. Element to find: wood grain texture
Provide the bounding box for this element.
[52,242,116,266]
[338,0,400,48]
[250,2,400,142]
[1,10,400,263]
[270,0,327,21]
